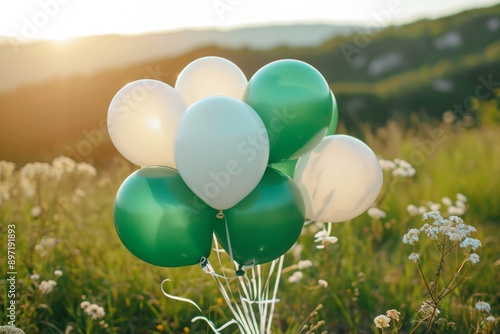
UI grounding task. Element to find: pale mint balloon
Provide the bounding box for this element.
[174,96,270,210]
[175,56,248,106]
[108,79,187,168]
[294,135,383,223]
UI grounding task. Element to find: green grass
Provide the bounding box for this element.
[1,122,499,334]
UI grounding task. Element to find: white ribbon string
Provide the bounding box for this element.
[191,317,239,334]
[160,279,202,313]
[161,212,285,334]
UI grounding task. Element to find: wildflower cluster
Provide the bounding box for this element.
[374,309,402,333]
[0,160,16,206]
[80,301,106,320]
[404,211,481,256]
[407,193,467,217]
[30,270,63,295]
[283,259,328,289]
[34,237,58,258]
[379,158,416,178]
[402,211,483,332]
[19,156,97,198]
[474,301,497,332]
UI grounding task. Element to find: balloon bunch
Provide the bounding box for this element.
[108,56,383,272]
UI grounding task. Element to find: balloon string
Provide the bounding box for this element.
[221,212,241,275]
[191,317,239,334]
[200,255,255,334]
[160,279,202,313]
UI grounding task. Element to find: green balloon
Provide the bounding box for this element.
[214,168,305,266]
[114,166,217,267]
[326,91,339,135]
[244,59,333,163]
[269,159,298,179]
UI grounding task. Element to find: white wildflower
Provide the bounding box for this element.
[54,270,63,277]
[0,160,16,179]
[31,206,42,218]
[467,253,480,264]
[72,188,87,202]
[427,202,441,211]
[475,301,491,313]
[408,253,419,263]
[391,159,416,177]
[448,206,466,216]
[20,178,36,197]
[420,223,438,240]
[297,260,313,270]
[455,200,466,208]
[407,204,419,216]
[379,159,396,171]
[367,207,386,220]
[419,301,440,317]
[288,271,303,284]
[84,304,106,320]
[456,193,467,202]
[292,243,303,261]
[318,279,328,288]
[30,274,40,281]
[402,228,420,245]
[395,159,412,169]
[374,315,391,328]
[76,162,97,177]
[460,238,482,250]
[418,206,427,214]
[0,183,11,204]
[386,309,401,322]
[486,316,496,323]
[52,156,77,175]
[80,301,91,310]
[20,162,57,180]
[441,197,452,206]
[42,238,57,248]
[422,210,444,222]
[39,280,57,294]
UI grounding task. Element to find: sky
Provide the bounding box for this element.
[1,0,499,41]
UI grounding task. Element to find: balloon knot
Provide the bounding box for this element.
[216,210,224,219]
[235,265,245,276]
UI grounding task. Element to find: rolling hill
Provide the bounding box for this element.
[0,4,499,165]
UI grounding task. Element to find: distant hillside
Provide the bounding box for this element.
[0,4,499,165]
[0,24,355,92]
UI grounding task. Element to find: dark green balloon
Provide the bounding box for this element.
[244,59,333,163]
[214,168,305,266]
[269,159,298,179]
[114,166,217,267]
[326,91,339,135]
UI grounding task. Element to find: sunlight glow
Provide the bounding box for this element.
[0,0,498,41]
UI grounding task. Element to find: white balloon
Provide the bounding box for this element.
[175,56,248,105]
[175,96,269,210]
[294,135,383,223]
[108,79,186,168]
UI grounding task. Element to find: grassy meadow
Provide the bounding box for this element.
[1,118,499,334]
